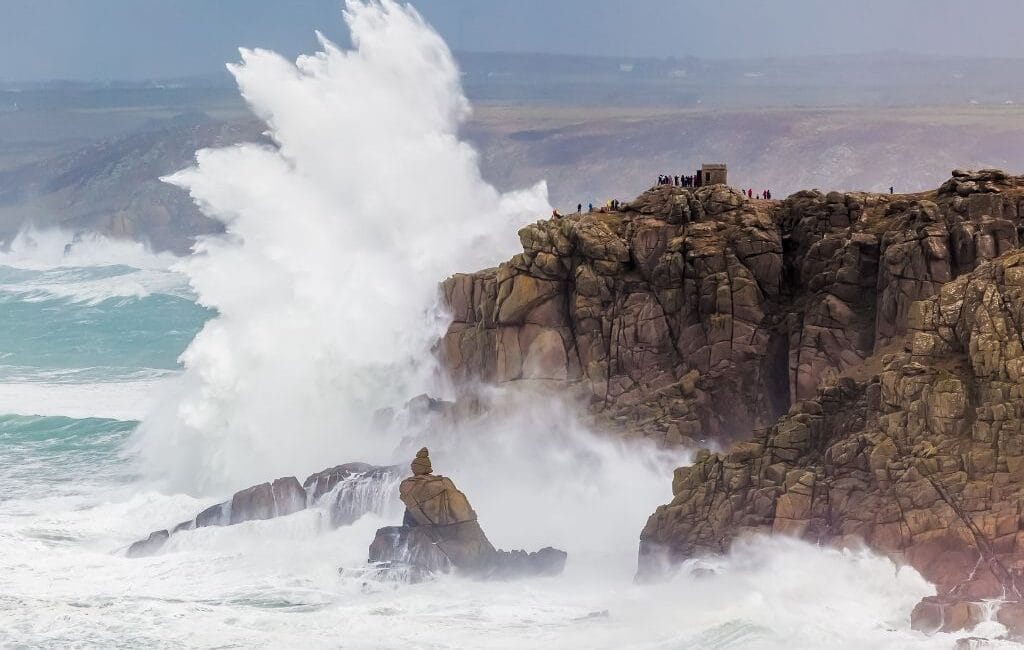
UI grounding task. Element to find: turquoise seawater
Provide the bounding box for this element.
[0,262,209,491]
[0,414,137,497]
[0,264,209,376]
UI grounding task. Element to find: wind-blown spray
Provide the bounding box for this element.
[131,0,549,494]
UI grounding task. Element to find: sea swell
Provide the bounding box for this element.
[0,235,208,420]
[0,414,137,499]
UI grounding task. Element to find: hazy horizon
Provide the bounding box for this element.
[4,0,1024,81]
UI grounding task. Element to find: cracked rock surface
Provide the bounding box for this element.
[440,170,1024,449]
[368,448,567,580]
[639,240,1024,634]
[442,169,1024,634]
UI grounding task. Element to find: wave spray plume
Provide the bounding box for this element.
[131,0,549,494]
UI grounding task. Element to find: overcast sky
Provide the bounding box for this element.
[3,0,1023,81]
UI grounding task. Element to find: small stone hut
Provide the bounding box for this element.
[695,163,728,187]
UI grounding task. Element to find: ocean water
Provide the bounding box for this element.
[1,2,1019,648]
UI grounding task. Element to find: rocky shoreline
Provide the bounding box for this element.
[129,168,1024,639]
[440,169,1024,638]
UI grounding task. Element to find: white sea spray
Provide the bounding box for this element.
[130,0,549,494]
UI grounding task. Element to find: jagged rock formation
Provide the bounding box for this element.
[639,245,1024,634]
[440,170,1024,447]
[367,448,567,579]
[439,168,1024,634]
[127,463,400,557]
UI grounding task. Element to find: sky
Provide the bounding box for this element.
[2,0,1024,81]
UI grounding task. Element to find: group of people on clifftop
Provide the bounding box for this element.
[656,174,774,200]
[553,199,619,219]
[658,174,696,187]
[553,179,900,222]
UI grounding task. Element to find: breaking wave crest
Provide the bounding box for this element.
[0,228,181,272]
[131,0,549,494]
[0,228,193,305]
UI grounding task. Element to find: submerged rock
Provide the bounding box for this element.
[126,462,401,558]
[910,596,986,634]
[367,448,567,579]
[126,529,169,558]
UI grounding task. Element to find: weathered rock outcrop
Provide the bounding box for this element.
[639,245,1024,633]
[367,448,567,579]
[127,463,400,557]
[440,170,1024,447]
[436,168,1024,635]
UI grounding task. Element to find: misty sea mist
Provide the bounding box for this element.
[0,2,1016,648]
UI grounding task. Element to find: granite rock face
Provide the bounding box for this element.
[439,169,1024,633]
[367,448,567,579]
[439,172,1024,446]
[639,246,1024,632]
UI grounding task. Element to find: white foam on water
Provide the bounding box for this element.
[0,385,1007,648]
[0,267,191,305]
[0,228,192,304]
[0,484,993,650]
[0,374,181,420]
[0,228,181,271]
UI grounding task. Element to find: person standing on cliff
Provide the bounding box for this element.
[890,186,895,194]
[577,203,582,213]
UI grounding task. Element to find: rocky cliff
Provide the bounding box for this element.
[441,169,1024,446]
[639,245,1024,634]
[439,169,1024,635]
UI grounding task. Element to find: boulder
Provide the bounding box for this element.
[126,529,169,558]
[910,596,986,634]
[400,472,478,527]
[489,547,568,579]
[229,482,276,524]
[367,448,567,580]
[997,602,1024,638]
